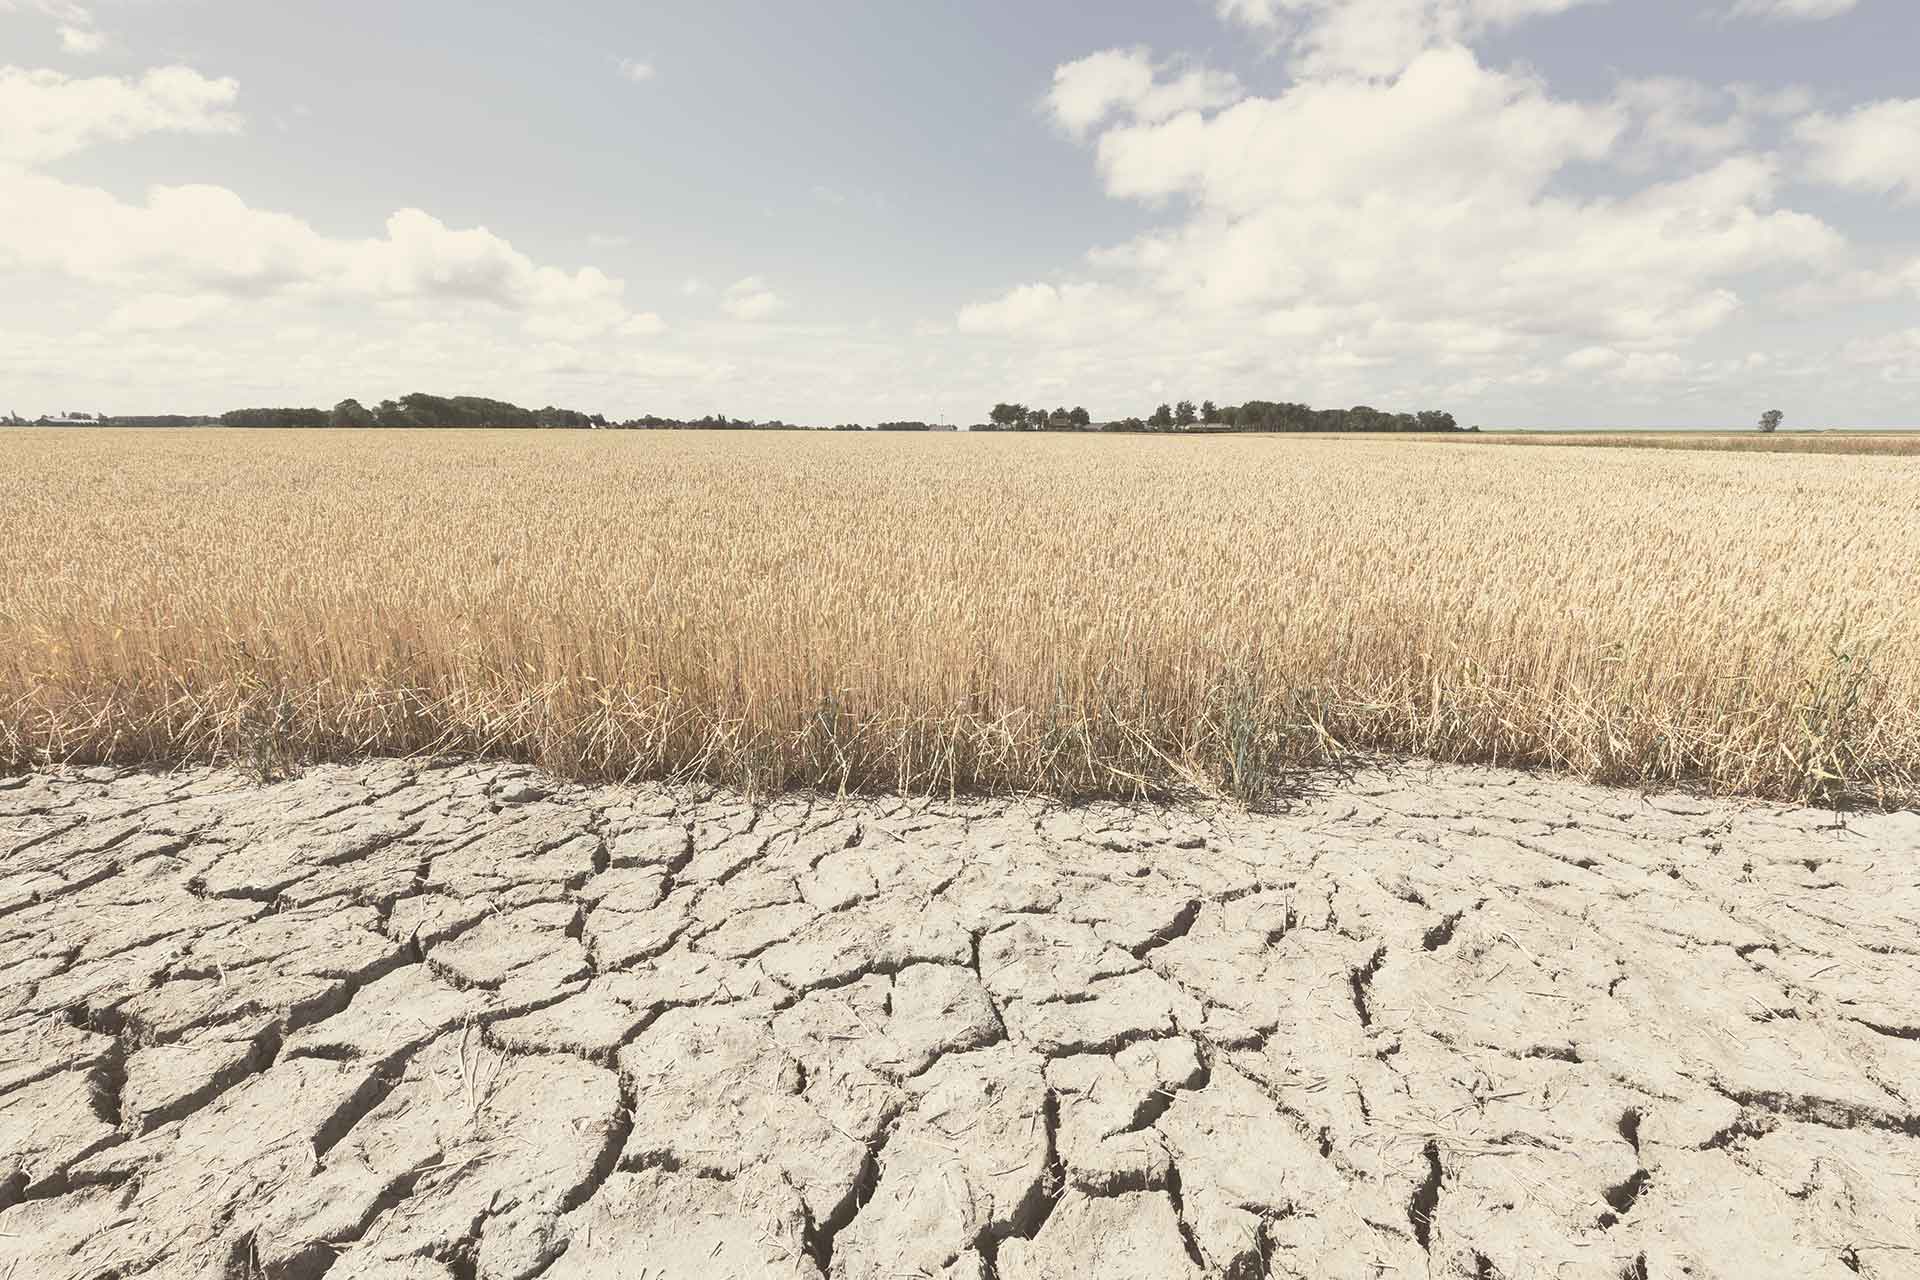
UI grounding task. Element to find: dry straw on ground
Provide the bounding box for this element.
[2,428,1915,805]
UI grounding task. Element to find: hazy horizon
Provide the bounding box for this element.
[4,0,1918,428]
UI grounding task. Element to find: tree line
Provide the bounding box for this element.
[218,396,964,432]
[221,394,609,430]
[981,405,1094,431]
[982,400,1462,433]
[216,396,822,430]
[5,411,221,426]
[18,392,1466,434]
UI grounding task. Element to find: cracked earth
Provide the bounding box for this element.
[2,761,1917,1279]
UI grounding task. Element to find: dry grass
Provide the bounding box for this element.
[1400,431,1920,457]
[2,428,1916,807]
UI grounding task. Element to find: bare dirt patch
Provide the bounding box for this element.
[2,760,1916,1278]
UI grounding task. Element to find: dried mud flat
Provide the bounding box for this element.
[2,761,1917,1280]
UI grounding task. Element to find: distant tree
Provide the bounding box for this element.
[220,406,330,428]
[1759,408,1784,434]
[1174,400,1198,427]
[1415,410,1458,433]
[1068,406,1091,427]
[535,405,597,428]
[1150,403,1174,430]
[988,403,1024,430]
[1200,400,1219,424]
[111,415,218,427]
[330,398,376,428]
[1026,407,1048,429]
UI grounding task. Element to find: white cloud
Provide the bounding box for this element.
[1215,0,1599,78]
[0,0,95,30]
[1779,249,1920,307]
[1730,84,1815,119]
[961,45,1844,408]
[1797,98,1920,202]
[0,60,661,343]
[1563,345,1624,371]
[723,292,782,322]
[352,209,626,311]
[616,57,654,83]
[721,276,784,321]
[955,281,1147,339]
[1,175,646,337]
[1087,47,1618,214]
[1047,48,1241,139]
[0,65,239,165]
[57,24,103,53]
[1844,329,1920,382]
[0,0,92,16]
[104,292,224,333]
[1613,78,1750,162]
[1611,351,1692,383]
[681,276,705,296]
[1215,0,1280,28]
[1725,0,1857,20]
[0,9,1906,427]
[1261,305,1332,339]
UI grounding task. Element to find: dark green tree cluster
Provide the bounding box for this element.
[1145,401,1459,432]
[983,400,1459,433]
[1252,403,1453,432]
[616,413,801,430]
[219,407,331,428]
[367,394,608,429]
[330,399,376,428]
[222,395,610,429]
[979,404,1091,431]
[149,392,1465,435]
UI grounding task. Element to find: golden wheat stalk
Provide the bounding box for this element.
[2,428,1914,806]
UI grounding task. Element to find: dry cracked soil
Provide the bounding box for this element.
[2,759,1917,1279]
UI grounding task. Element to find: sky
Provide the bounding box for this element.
[2,0,1918,427]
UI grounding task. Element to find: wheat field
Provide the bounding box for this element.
[1409,431,1920,457]
[3,428,1915,805]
